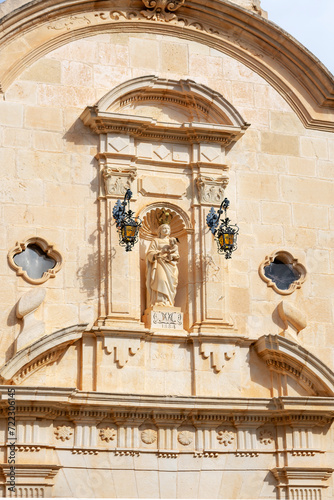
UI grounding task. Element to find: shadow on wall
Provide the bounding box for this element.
[76,229,102,299]
[247,347,272,395]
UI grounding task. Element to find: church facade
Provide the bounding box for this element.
[0,0,333,497]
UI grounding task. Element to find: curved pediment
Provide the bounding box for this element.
[81,76,248,146]
[255,335,334,397]
[96,75,248,127]
[0,324,87,385]
[0,0,333,130]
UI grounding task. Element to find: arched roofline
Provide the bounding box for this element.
[0,0,333,131]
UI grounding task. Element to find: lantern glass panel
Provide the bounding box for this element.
[122,224,137,240]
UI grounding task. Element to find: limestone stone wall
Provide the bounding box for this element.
[1,32,333,369]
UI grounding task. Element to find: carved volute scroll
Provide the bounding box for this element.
[140,0,186,21]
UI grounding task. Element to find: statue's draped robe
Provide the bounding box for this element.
[146,237,179,307]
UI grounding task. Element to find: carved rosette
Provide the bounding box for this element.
[217,430,234,446]
[102,166,137,197]
[196,175,229,205]
[141,429,157,444]
[141,0,185,21]
[54,425,73,441]
[259,430,273,445]
[178,431,193,446]
[99,427,117,443]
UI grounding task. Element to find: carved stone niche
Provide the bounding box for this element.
[80,75,248,327]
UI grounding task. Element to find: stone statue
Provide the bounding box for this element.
[146,223,179,307]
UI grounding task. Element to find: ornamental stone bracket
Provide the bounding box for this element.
[199,342,235,372]
[196,175,229,205]
[102,336,142,368]
[102,164,137,198]
[255,335,334,397]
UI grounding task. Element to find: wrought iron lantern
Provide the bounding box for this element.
[112,189,142,252]
[206,198,239,259]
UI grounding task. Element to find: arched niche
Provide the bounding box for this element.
[138,203,193,326]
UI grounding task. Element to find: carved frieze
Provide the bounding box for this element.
[196,175,229,205]
[102,165,137,197]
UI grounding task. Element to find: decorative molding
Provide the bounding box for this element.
[0,324,88,384]
[102,165,137,197]
[102,336,142,368]
[47,15,91,30]
[54,425,73,441]
[99,427,117,443]
[236,451,259,457]
[140,0,185,22]
[217,429,235,446]
[193,452,219,458]
[255,335,334,397]
[1,1,334,131]
[81,76,248,145]
[1,464,61,498]
[196,175,229,205]
[199,342,235,372]
[271,467,333,500]
[16,446,41,452]
[158,452,178,458]
[259,430,274,445]
[259,250,306,295]
[141,429,157,444]
[115,450,140,457]
[8,236,62,285]
[177,431,193,446]
[72,449,99,455]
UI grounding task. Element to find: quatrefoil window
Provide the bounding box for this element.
[8,237,62,284]
[259,251,306,295]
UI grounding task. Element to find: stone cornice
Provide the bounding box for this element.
[0,389,333,420]
[0,0,333,130]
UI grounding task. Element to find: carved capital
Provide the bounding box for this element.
[102,166,137,197]
[196,175,229,205]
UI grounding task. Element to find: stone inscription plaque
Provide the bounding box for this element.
[152,310,183,329]
[143,306,184,331]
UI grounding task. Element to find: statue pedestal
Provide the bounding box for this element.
[143,306,184,332]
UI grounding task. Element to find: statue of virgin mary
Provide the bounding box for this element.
[146,222,179,307]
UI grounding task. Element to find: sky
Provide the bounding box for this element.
[261,0,334,74]
[0,0,333,74]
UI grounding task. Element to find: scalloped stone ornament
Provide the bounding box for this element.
[141,429,157,444]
